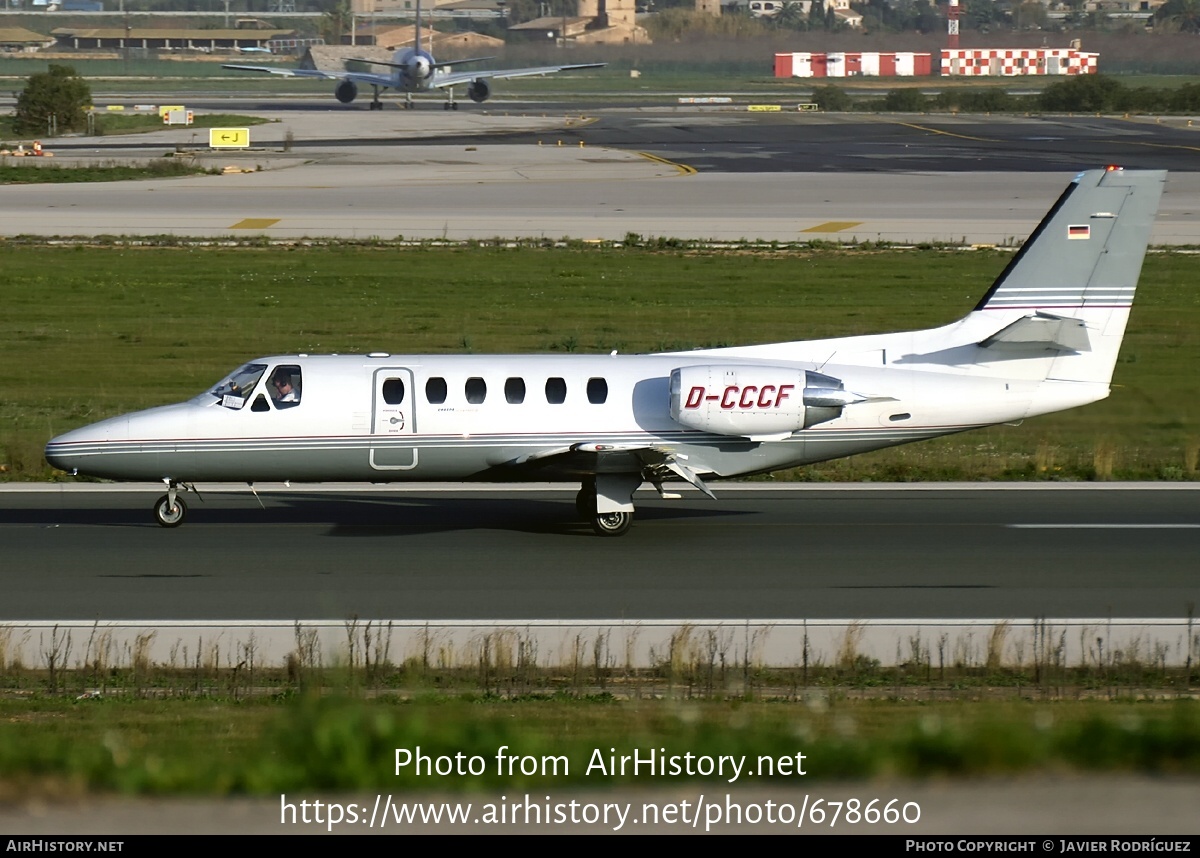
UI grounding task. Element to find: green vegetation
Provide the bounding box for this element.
[90,112,273,136]
[12,64,92,136]
[0,159,220,184]
[1,244,1196,482]
[0,110,272,142]
[0,695,1195,795]
[4,616,1196,794]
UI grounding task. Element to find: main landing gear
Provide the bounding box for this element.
[576,474,640,537]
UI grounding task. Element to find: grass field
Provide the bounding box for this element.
[0,694,1195,795]
[1,243,1197,482]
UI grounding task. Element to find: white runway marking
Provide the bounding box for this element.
[1009,523,1200,529]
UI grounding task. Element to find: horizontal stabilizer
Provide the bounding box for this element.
[347,56,495,70]
[980,311,1092,353]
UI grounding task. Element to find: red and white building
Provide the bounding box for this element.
[940,48,1098,77]
[774,51,934,78]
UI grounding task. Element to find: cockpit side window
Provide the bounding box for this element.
[210,363,267,410]
[269,365,302,408]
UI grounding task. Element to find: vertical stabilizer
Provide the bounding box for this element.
[415,0,424,55]
[972,167,1165,387]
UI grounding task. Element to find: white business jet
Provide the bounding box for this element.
[222,1,604,110]
[45,167,1165,535]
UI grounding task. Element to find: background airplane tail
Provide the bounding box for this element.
[967,167,1165,389]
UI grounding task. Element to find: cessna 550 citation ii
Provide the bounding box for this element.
[45,167,1164,536]
[221,6,604,110]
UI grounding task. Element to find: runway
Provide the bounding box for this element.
[10,107,1200,243]
[2,483,1197,622]
[4,104,1197,636]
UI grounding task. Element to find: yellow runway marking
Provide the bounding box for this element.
[230,218,280,230]
[802,221,863,233]
[1127,140,1200,154]
[637,152,697,176]
[891,121,996,142]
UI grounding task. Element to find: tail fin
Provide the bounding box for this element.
[972,167,1165,386]
[415,0,424,54]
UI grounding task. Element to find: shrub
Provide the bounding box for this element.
[13,64,92,136]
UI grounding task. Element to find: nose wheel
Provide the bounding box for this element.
[154,493,187,527]
[153,480,195,527]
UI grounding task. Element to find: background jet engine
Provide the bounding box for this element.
[335,80,358,104]
[467,78,491,103]
[669,365,860,437]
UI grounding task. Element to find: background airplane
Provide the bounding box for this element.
[44,168,1165,536]
[222,3,604,110]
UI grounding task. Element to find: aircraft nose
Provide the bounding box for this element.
[44,416,130,474]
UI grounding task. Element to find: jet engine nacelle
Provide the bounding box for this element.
[467,78,491,103]
[335,80,358,104]
[669,365,854,437]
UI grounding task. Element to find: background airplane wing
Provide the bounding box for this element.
[221,64,396,88]
[433,62,605,89]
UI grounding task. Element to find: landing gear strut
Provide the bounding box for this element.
[576,474,641,537]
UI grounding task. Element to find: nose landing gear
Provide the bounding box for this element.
[153,480,196,528]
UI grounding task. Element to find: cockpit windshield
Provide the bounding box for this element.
[206,363,267,410]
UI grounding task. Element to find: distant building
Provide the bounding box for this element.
[50,27,297,52]
[743,0,862,26]
[941,48,1098,76]
[775,51,933,77]
[0,27,57,53]
[509,0,649,45]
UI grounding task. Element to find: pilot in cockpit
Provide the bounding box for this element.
[270,367,301,408]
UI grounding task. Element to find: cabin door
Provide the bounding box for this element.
[369,367,418,471]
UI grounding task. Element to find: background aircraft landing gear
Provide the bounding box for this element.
[154,493,187,528]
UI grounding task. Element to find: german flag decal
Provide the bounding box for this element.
[1068,224,1091,239]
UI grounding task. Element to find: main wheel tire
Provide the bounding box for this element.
[154,494,187,528]
[591,510,632,537]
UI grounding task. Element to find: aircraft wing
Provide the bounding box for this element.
[221,64,396,88]
[509,440,716,498]
[432,62,605,89]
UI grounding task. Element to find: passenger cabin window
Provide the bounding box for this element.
[587,377,608,405]
[426,377,447,404]
[382,378,405,405]
[545,377,567,404]
[269,365,302,408]
[505,377,526,404]
[465,377,487,404]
